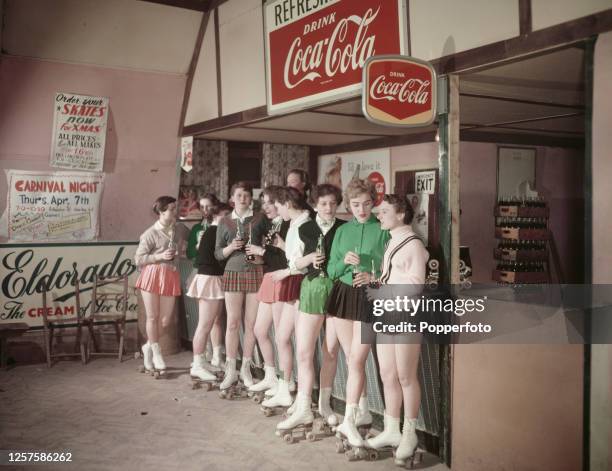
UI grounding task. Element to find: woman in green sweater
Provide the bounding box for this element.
[325,179,389,449]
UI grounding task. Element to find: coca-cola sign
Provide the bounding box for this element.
[362,55,437,127]
[264,0,407,114]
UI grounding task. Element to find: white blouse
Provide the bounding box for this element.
[285,210,311,275]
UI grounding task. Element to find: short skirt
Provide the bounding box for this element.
[222,266,264,293]
[257,272,304,303]
[186,274,224,300]
[135,263,181,297]
[299,275,334,314]
[325,281,372,322]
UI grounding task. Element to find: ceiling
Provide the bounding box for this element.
[197,45,586,149]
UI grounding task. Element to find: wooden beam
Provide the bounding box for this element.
[460,92,584,110]
[179,10,210,135]
[319,130,437,155]
[182,106,269,136]
[460,130,584,148]
[138,0,211,12]
[519,0,532,36]
[461,111,583,131]
[243,125,386,138]
[214,7,222,117]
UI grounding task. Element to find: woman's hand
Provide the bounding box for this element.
[158,248,176,261]
[344,251,360,266]
[352,271,371,287]
[311,252,326,268]
[228,237,245,252]
[246,244,265,257]
[271,269,290,282]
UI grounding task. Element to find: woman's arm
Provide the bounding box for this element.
[134,232,160,266]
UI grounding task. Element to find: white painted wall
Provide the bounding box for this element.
[410,0,520,61]
[3,0,201,73]
[184,12,218,125]
[591,30,612,471]
[532,0,612,31]
[218,0,266,115]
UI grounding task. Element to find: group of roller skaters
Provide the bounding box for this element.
[134,169,429,467]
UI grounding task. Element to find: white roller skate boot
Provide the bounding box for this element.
[261,379,293,416]
[395,418,419,466]
[249,366,278,392]
[356,395,373,431]
[190,354,217,382]
[150,342,166,376]
[336,404,364,448]
[141,342,153,373]
[219,358,238,390]
[276,392,315,441]
[211,346,225,369]
[365,413,401,449]
[318,387,338,426]
[239,357,254,388]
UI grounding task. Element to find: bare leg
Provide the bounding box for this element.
[376,342,402,417]
[141,291,160,343]
[254,302,274,366]
[211,314,223,349]
[395,342,422,418]
[320,316,340,389]
[243,293,259,359]
[224,292,245,359]
[193,299,224,355]
[345,321,371,405]
[296,311,325,394]
[277,301,297,381]
[158,295,176,334]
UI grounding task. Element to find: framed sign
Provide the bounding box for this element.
[264,0,408,115]
[362,55,436,127]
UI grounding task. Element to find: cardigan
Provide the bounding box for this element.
[195,225,225,276]
[298,218,345,280]
[285,211,311,275]
[379,226,428,285]
[326,214,389,286]
[134,221,190,268]
[214,211,265,272]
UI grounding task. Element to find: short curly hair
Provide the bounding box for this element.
[383,194,415,225]
[344,178,376,203]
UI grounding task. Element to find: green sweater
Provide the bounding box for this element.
[327,215,389,286]
[186,222,207,262]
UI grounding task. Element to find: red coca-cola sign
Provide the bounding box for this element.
[362,55,437,127]
[264,0,407,115]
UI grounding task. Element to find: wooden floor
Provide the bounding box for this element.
[0,351,448,471]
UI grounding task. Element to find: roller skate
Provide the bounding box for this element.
[334,404,369,460]
[394,418,424,469]
[355,395,373,436]
[261,379,293,416]
[138,342,155,375]
[211,346,225,369]
[190,354,221,391]
[318,387,338,429]
[248,366,278,404]
[218,359,249,400]
[240,357,254,389]
[362,413,402,461]
[147,342,166,379]
[276,392,317,443]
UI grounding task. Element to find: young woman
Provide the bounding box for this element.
[245,185,290,396]
[186,192,224,368]
[276,184,345,433]
[364,195,428,464]
[260,186,311,410]
[215,182,265,390]
[286,168,316,219]
[325,179,389,447]
[135,196,189,373]
[186,202,232,381]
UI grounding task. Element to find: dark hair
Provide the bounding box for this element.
[310,183,342,205]
[210,202,232,217]
[262,185,285,204]
[200,193,220,206]
[276,186,309,210]
[229,181,253,197]
[153,196,176,215]
[383,194,415,225]
[287,168,311,192]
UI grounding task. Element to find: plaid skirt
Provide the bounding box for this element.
[222,266,264,293]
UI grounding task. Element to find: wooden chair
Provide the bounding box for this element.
[41,281,87,367]
[86,274,129,362]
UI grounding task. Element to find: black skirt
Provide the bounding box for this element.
[325,281,372,322]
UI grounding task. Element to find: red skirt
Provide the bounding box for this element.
[278,274,304,302]
[135,264,181,297]
[257,272,303,303]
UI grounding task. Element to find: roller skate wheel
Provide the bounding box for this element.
[252,395,262,404]
[138,366,145,373]
[306,431,316,442]
[191,382,199,390]
[203,383,212,392]
[283,433,294,444]
[218,390,227,399]
[368,450,378,461]
[345,450,358,462]
[335,441,345,454]
[153,371,161,379]
[263,408,273,417]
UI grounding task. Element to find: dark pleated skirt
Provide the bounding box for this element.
[325,281,372,322]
